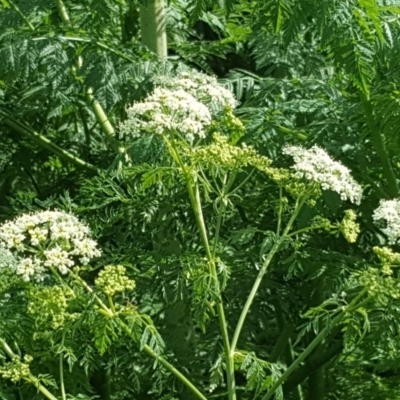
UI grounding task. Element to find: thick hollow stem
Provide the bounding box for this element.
[139,0,168,58]
[55,0,71,25]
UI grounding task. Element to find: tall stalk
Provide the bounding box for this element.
[168,140,236,400]
[139,0,168,58]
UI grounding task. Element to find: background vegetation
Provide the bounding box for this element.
[1,0,400,399]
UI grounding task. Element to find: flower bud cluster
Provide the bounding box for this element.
[95,265,135,297]
[283,145,363,204]
[27,286,70,330]
[0,211,101,281]
[154,70,236,113]
[373,199,400,244]
[120,88,212,143]
[339,210,360,243]
[358,267,400,305]
[373,246,400,266]
[190,133,271,171]
[0,355,32,383]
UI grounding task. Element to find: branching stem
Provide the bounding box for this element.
[0,339,58,400]
[230,195,307,353]
[168,137,236,400]
[65,271,207,400]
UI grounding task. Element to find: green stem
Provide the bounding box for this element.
[8,0,34,31]
[276,187,283,236]
[168,139,236,400]
[86,89,131,164]
[59,331,67,400]
[52,0,130,165]
[230,196,307,353]
[261,289,369,400]
[0,339,58,400]
[287,224,327,238]
[0,113,99,172]
[360,93,398,197]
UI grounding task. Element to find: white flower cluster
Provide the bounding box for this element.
[0,211,101,281]
[283,145,363,204]
[120,88,212,143]
[154,70,237,113]
[373,199,400,244]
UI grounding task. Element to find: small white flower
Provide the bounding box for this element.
[373,199,400,244]
[0,246,18,270]
[154,70,237,113]
[283,145,363,204]
[120,88,212,143]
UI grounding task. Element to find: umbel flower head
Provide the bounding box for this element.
[0,210,101,282]
[283,145,363,204]
[120,88,212,143]
[153,70,237,113]
[373,199,400,244]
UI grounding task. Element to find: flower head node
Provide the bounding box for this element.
[0,210,101,281]
[120,88,211,143]
[283,145,362,204]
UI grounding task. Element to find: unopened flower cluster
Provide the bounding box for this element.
[0,211,101,281]
[0,354,33,383]
[373,246,400,267]
[190,133,271,171]
[120,88,212,143]
[283,145,363,204]
[154,70,236,113]
[373,198,400,244]
[358,267,400,305]
[27,286,72,330]
[95,265,135,297]
[339,210,360,243]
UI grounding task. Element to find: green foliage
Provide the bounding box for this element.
[2,0,400,399]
